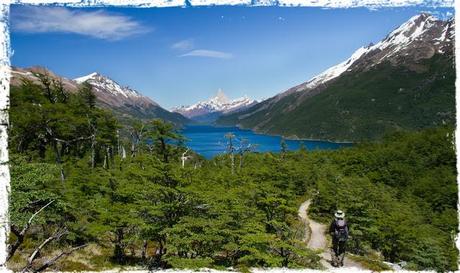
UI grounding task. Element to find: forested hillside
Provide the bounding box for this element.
[11,67,190,127]
[218,54,455,141]
[217,14,455,141]
[7,77,457,272]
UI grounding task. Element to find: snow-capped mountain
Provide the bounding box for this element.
[73,72,188,124]
[294,13,454,93]
[11,66,80,92]
[243,13,454,106]
[173,89,257,122]
[10,67,189,125]
[74,72,159,109]
[217,13,455,140]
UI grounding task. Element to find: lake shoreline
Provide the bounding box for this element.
[180,125,353,159]
[189,123,355,145]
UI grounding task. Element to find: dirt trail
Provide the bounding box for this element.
[298,200,364,270]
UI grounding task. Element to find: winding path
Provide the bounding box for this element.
[298,200,364,270]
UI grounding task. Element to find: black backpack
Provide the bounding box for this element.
[334,219,348,242]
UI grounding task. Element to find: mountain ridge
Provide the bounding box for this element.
[172,89,257,123]
[216,13,455,141]
[10,67,189,125]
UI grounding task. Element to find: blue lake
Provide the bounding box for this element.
[180,125,352,159]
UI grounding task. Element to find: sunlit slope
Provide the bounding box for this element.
[218,54,455,141]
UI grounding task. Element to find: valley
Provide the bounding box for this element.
[7,10,457,273]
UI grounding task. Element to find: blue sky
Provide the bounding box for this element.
[10,5,454,109]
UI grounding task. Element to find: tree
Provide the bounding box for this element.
[280,137,288,154]
[147,119,184,163]
[9,81,458,273]
[224,133,236,174]
[78,82,96,109]
[236,138,254,170]
[129,121,146,157]
[8,155,88,272]
[9,77,118,171]
[180,149,191,168]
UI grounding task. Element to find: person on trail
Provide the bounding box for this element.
[329,210,349,267]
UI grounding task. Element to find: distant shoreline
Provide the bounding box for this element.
[183,124,355,145]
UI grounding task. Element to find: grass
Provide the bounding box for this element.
[347,253,392,271]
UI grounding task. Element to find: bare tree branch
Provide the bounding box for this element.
[22,244,87,273]
[181,148,191,168]
[27,227,68,265]
[53,135,94,145]
[7,200,55,261]
[25,201,54,234]
[10,225,21,237]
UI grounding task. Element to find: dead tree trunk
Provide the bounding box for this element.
[181,149,190,168]
[121,146,126,159]
[22,244,86,273]
[91,135,96,168]
[113,228,125,263]
[230,153,235,174]
[51,139,64,182]
[23,228,68,270]
[7,200,54,261]
[141,240,148,260]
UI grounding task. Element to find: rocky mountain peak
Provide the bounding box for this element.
[11,67,189,125]
[288,13,454,95]
[172,89,257,121]
[74,72,100,83]
[375,13,449,53]
[215,13,455,141]
[72,72,163,110]
[213,89,230,104]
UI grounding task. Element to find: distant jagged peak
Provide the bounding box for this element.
[212,88,230,104]
[172,89,257,119]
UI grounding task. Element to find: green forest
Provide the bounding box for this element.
[7,75,458,272]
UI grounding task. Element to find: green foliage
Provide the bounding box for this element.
[8,155,94,271]
[146,119,185,163]
[10,77,118,166]
[9,155,62,228]
[8,77,457,271]
[165,256,214,269]
[308,127,458,271]
[78,82,97,109]
[347,254,391,271]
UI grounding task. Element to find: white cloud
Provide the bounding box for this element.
[172,39,194,50]
[179,49,233,59]
[11,6,150,41]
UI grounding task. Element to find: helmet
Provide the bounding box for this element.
[334,210,345,219]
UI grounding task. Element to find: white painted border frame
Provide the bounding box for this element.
[3,0,457,8]
[0,1,456,273]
